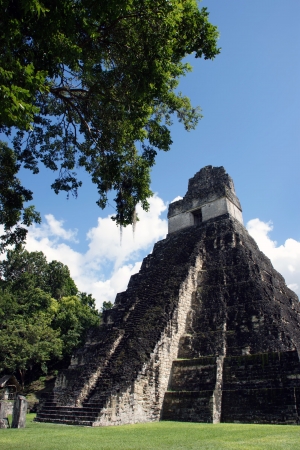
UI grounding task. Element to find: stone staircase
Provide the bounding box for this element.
[36,272,175,426]
[36,279,175,426]
[35,394,101,426]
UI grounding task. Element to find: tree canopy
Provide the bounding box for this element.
[0,0,220,250]
[0,247,100,385]
[0,247,77,298]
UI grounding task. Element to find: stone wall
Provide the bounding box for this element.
[168,210,194,234]
[221,351,300,424]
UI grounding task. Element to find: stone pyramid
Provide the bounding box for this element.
[36,166,300,426]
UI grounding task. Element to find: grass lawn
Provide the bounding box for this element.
[0,414,300,450]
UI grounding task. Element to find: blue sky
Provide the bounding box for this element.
[2,1,300,307]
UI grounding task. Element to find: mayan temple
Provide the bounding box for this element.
[36,166,300,426]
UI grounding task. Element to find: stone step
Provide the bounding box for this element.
[44,393,56,398]
[35,417,94,426]
[37,412,98,421]
[58,405,100,410]
[35,403,102,425]
[82,399,106,407]
[38,406,101,414]
[38,409,99,417]
[161,390,214,423]
[223,380,288,390]
[168,357,217,392]
[221,387,300,424]
[173,357,217,364]
[222,351,300,391]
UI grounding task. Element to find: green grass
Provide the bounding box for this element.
[1,414,300,450]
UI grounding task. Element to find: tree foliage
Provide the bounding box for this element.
[0,247,77,299]
[51,295,101,356]
[0,0,219,250]
[0,247,100,385]
[101,300,114,312]
[0,141,41,252]
[0,311,62,387]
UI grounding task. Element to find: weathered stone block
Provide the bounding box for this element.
[0,400,13,419]
[161,391,214,423]
[12,396,27,428]
[221,388,300,424]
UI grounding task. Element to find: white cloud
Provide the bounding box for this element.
[90,262,142,305]
[170,196,183,203]
[85,194,167,270]
[25,195,168,308]
[29,214,78,243]
[247,218,300,294]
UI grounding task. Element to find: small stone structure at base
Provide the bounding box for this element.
[36,166,300,426]
[0,401,11,428]
[11,396,27,428]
